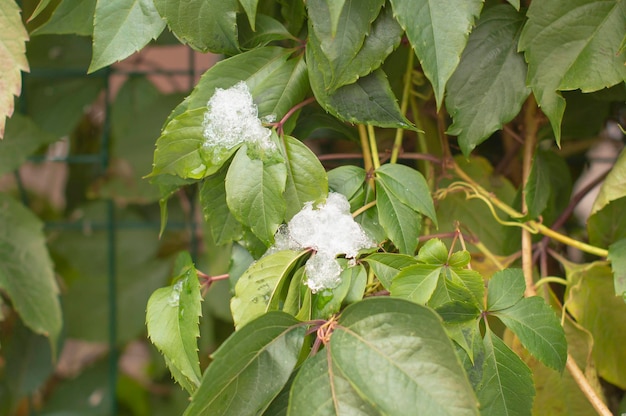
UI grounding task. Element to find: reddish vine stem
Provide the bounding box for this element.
[272,96,316,136]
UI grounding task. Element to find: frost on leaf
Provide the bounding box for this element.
[202,81,276,162]
[274,193,375,292]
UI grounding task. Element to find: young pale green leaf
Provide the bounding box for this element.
[591,148,626,217]
[428,276,478,312]
[146,252,202,393]
[153,0,239,54]
[493,297,567,371]
[0,114,58,176]
[376,182,422,255]
[478,329,534,416]
[332,298,480,415]
[446,5,529,156]
[239,0,258,30]
[447,269,485,307]
[416,238,448,265]
[282,135,329,220]
[307,37,414,130]
[312,264,355,320]
[362,253,418,289]
[288,348,379,416]
[608,238,626,299]
[344,264,367,305]
[150,108,238,180]
[328,166,367,202]
[376,163,438,226]
[390,264,440,304]
[184,312,305,415]
[389,0,483,109]
[230,250,306,329]
[199,169,244,245]
[88,0,165,72]
[486,268,525,311]
[168,47,308,123]
[225,147,287,245]
[0,0,28,139]
[519,0,626,143]
[0,194,61,357]
[565,262,626,388]
[32,0,96,36]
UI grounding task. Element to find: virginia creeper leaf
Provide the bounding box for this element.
[416,238,448,265]
[0,194,61,357]
[89,0,165,72]
[225,146,287,245]
[32,0,96,36]
[376,181,422,255]
[588,197,626,248]
[525,149,572,220]
[146,252,202,393]
[362,253,418,289]
[230,250,306,329]
[486,268,525,312]
[493,297,567,372]
[0,0,29,138]
[446,5,529,156]
[199,167,244,245]
[0,114,58,176]
[389,0,483,109]
[28,0,54,21]
[608,238,626,299]
[239,0,258,30]
[328,166,367,202]
[168,47,308,124]
[590,147,626,216]
[376,163,438,226]
[478,329,534,416]
[282,135,328,220]
[519,0,626,143]
[238,14,296,50]
[153,0,239,54]
[390,264,441,304]
[184,312,305,415]
[332,298,480,415]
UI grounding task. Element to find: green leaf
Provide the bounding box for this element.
[486,268,525,311]
[518,0,626,143]
[588,197,626,248]
[313,263,355,320]
[435,300,481,323]
[565,261,626,388]
[390,264,440,304]
[89,0,165,72]
[168,47,308,123]
[230,250,306,329]
[307,34,413,130]
[608,238,626,298]
[376,182,422,255]
[184,312,305,415]
[362,253,418,289]
[282,135,328,220]
[28,0,55,21]
[238,14,296,50]
[32,0,96,36]
[478,329,534,416]
[239,0,258,30]
[493,297,567,371]
[200,168,244,245]
[0,114,59,176]
[591,148,626,217]
[389,0,483,109]
[525,149,572,220]
[225,147,287,245]
[376,163,438,226]
[0,0,29,139]
[416,238,449,265]
[278,0,305,35]
[328,165,367,201]
[332,298,480,415]
[0,194,61,356]
[446,5,529,156]
[146,252,202,393]
[154,0,239,54]
[288,348,379,415]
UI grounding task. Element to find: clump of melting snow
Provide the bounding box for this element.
[274,192,375,292]
[202,82,276,158]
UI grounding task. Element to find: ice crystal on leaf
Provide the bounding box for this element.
[274,193,375,292]
[202,82,276,156]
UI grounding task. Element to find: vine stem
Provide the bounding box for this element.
[352,200,377,218]
[367,124,381,170]
[358,124,375,189]
[390,51,414,164]
[566,355,613,416]
[521,95,538,296]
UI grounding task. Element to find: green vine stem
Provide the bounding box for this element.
[390,51,415,164]
[367,124,381,170]
[522,95,539,296]
[358,124,375,189]
[534,276,568,289]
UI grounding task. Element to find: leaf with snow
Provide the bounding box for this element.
[0,0,29,138]
[519,0,626,144]
[89,0,165,72]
